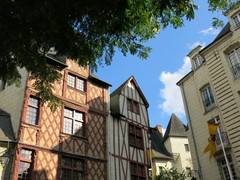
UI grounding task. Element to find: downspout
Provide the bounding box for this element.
[180,84,203,180]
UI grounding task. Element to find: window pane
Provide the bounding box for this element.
[74,111,83,121]
[64,108,73,118]
[73,159,83,169]
[136,137,142,146]
[21,149,33,160]
[67,74,75,88]
[26,106,38,125]
[76,78,84,91]
[64,118,73,134]
[74,121,84,136]
[127,99,132,110]
[61,157,72,167]
[60,169,71,180]
[73,171,83,180]
[29,96,39,106]
[18,161,31,180]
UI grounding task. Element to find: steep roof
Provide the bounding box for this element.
[110,76,149,107]
[150,127,172,159]
[0,110,15,141]
[163,113,187,141]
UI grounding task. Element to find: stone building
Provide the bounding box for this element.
[177,5,240,180]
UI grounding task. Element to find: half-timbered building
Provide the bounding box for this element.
[0,51,111,179]
[108,76,150,180]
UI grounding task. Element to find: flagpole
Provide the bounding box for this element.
[214,118,234,180]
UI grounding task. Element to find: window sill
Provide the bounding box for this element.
[204,104,217,114]
[21,123,41,130]
[67,86,86,94]
[129,144,144,150]
[60,133,87,141]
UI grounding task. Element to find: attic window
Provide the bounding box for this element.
[127,99,139,114]
[193,55,204,69]
[232,13,240,28]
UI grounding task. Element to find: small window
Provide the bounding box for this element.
[130,162,145,180]
[228,47,240,78]
[232,13,240,28]
[127,99,139,114]
[67,74,85,91]
[184,144,190,152]
[18,149,34,180]
[186,167,191,177]
[193,55,203,69]
[26,96,39,125]
[201,86,215,111]
[129,124,143,148]
[60,156,84,180]
[63,108,85,137]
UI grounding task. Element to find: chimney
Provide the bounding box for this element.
[156,125,162,134]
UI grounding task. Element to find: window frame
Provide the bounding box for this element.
[219,155,237,180]
[60,156,84,180]
[129,124,143,149]
[26,96,40,126]
[201,85,215,112]
[18,149,34,180]
[184,144,190,152]
[232,13,240,28]
[130,162,146,180]
[227,46,240,78]
[63,107,85,137]
[127,98,140,114]
[67,73,85,92]
[193,55,204,69]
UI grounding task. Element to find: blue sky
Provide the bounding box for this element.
[95,1,228,131]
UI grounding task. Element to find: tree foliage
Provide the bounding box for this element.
[0,0,238,108]
[156,168,186,180]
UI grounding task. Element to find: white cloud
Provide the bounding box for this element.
[200,27,220,35]
[187,41,206,50]
[158,57,191,117]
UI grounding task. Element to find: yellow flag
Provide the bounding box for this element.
[203,123,218,161]
[148,149,156,180]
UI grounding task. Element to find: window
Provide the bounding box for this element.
[67,74,85,91]
[184,144,190,152]
[228,47,240,78]
[26,96,39,125]
[127,99,139,114]
[129,124,143,148]
[63,108,85,137]
[219,155,237,180]
[202,86,215,111]
[185,167,191,177]
[60,156,84,180]
[193,55,203,69]
[18,149,34,180]
[130,162,145,180]
[232,13,240,28]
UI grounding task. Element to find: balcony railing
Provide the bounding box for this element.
[215,132,230,149]
[231,63,240,78]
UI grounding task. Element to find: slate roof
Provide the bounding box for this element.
[0,110,15,141]
[46,51,67,66]
[150,127,172,159]
[163,113,187,141]
[214,22,231,41]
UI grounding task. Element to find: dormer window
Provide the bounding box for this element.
[232,13,240,28]
[193,55,204,69]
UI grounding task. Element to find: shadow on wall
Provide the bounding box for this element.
[18,95,108,180]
